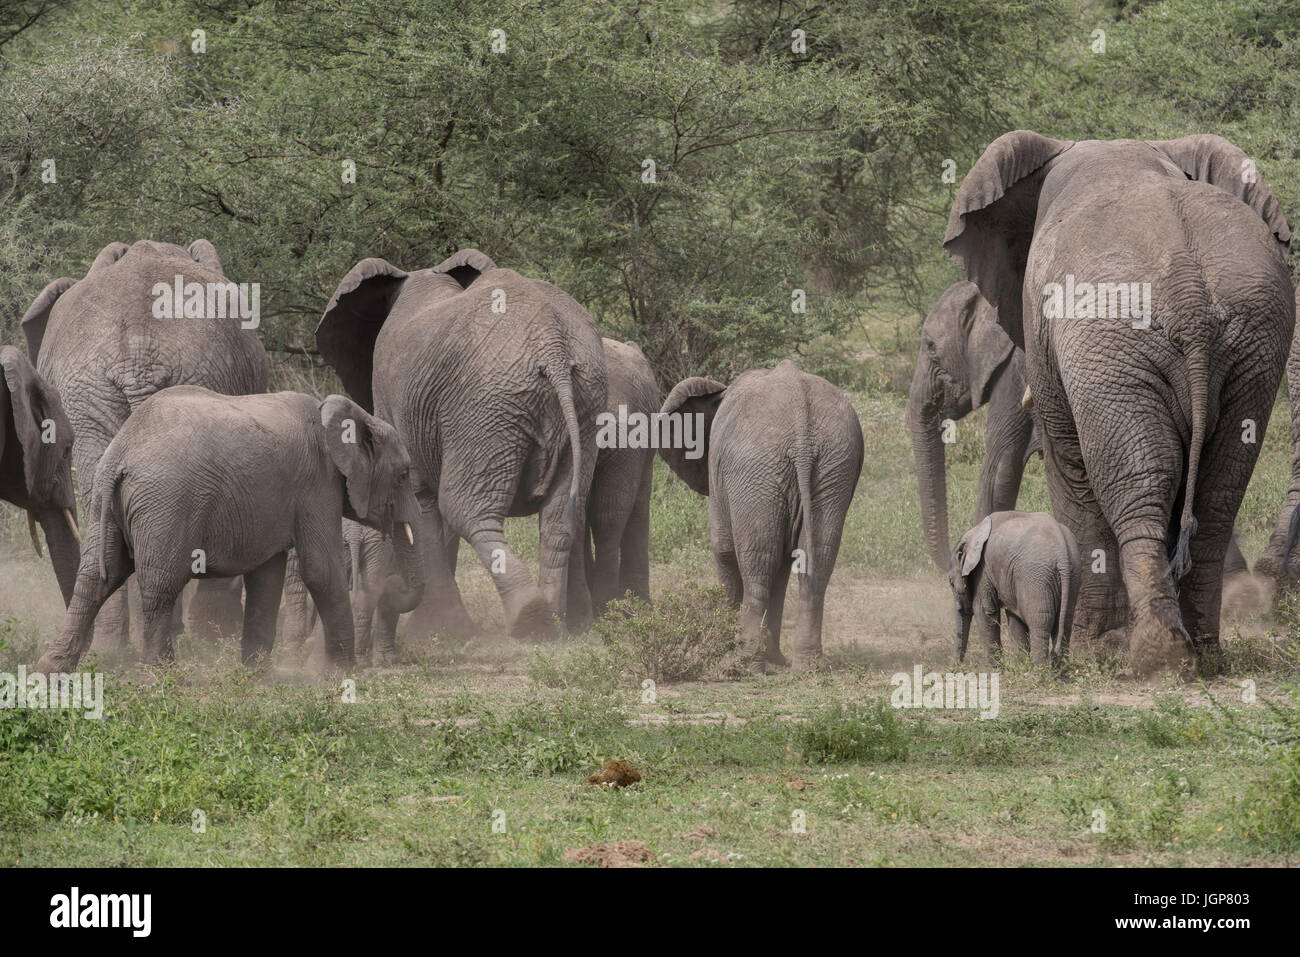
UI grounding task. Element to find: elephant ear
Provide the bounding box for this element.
[956,516,993,577]
[20,276,77,364]
[658,377,725,495]
[1,346,48,496]
[89,242,130,273]
[320,394,377,521]
[1148,134,1291,249]
[943,131,1075,350]
[431,248,497,290]
[962,290,1015,410]
[315,258,410,413]
[188,239,225,274]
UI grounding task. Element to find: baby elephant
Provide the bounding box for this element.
[35,387,425,673]
[949,510,1079,667]
[659,360,863,673]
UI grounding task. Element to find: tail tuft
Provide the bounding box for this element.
[1169,516,1198,582]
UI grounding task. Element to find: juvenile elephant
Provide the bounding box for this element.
[909,281,1036,570]
[316,249,607,639]
[283,520,401,665]
[944,132,1293,676]
[34,388,423,673]
[586,339,659,615]
[949,511,1080,667]
[21,239,269,646]
[659,360,863,672]
[0,346,80,602]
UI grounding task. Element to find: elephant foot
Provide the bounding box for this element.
[408,601,479,640]
[32,654,63,676]
[765,645,789,668]
[1220,572,1264,624]
[505,592,557,640]
[1128,615,1195,679]
[791,654,824,675]
[1191,635,1226,678]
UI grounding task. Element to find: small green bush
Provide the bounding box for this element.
[794,699,910,764]
[594,584,740,683]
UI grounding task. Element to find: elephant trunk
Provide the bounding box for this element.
[382,486,425,615]
[36,508,80,606]
[953,600,971,662]
[908,354,950,570]
[976,357,1034,520]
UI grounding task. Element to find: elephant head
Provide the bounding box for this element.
[943,131,1290,351]
[319,394,424,614]
[657,376,726,494]
[907,282,1018,568]
[0,346,80,604]
[315,248,498,412]
[948,516,992,661]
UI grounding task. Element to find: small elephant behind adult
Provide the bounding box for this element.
[35,388,424,674]
[285,520,402,667]
[949,510,1080,668]
[0,346,80,604]
[585,338,660,616]
[659,360,864,672]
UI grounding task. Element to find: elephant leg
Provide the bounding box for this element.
[35,518,133,674]
[460,517,553,638]
[585,509,625,616]
[139,583,186,666]
[713,546,743,609]
[90,587,131,652]
[1004,612,1030,656]
[297,546,356,671]
[734,524,783,674]
[618,460,653,603]
[791,495,852,672]
[371,606,399,665]
[764,558,791,667]
[187,577,244,641]
[974,598,1002,660]
[405,493,477,639]
[241,552,286,667]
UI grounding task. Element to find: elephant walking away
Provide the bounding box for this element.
[584,339,659,617]
[34,388,423,673]
[944,132,1293,676]
[949,511,1080,668]
[658,360,864,672]
[21,239,269,649]
[316,249,607,639]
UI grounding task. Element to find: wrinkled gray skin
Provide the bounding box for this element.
[316,249,607,639]
[585,339,659,615]
[22,239,269,648]
[0,346,80,602]
[660,361,864,672]
[945,132,1294,676]
[1252,286,1300,587]
[33,388,423,673]
[949,510,1080,668]
[284,520,402,666]
[908,281,1035,570]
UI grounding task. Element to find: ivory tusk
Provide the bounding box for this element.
[1021,384,1034,411]
[402,523,415,546]
[27,511,42,558]
[64,508,81,544]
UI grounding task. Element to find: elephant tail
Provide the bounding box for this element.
[1054,525,1074,656]
[792,395,818,592]
[546,356,584,539]
[1170,340,1211,582]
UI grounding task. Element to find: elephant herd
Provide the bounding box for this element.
[5,130,1298,680]
[10,239,862,676]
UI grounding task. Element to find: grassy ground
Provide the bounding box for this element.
[2,359,1299,866]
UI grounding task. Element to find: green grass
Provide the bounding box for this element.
[2,352,1299,866]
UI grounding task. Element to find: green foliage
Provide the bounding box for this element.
[594,583,740,682]
[794,699,910,764]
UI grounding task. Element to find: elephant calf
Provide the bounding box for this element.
[659,360,863,672]
[949,510,1080,667]
[35,387,424,673]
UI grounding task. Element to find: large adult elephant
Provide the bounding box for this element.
[908,280,1035,570]
[944,131,1293,676]
[0,346,80,601]
[586,338,659,616]
[21,240,269,647]
[1252,286,1300,587]
[315,249,607,638]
